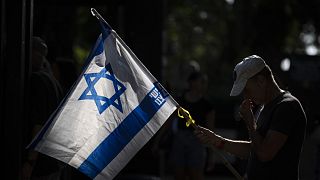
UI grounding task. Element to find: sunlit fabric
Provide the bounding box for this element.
[29,15,177,180]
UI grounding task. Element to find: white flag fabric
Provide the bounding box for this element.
[29,18,178,179]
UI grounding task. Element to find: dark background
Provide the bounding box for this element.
[1,0,320,179]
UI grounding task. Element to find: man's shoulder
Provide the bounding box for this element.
[31,70,53,82]
[273,92,306,119]
[278,92,302,108]
[282,91,297,101]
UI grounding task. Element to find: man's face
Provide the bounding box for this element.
[242,77,265,105]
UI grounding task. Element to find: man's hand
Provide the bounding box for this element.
[194,126,221,148]
[239,99,256,131]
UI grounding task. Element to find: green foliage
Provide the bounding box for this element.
[164,1,236,99]
[73,7,103,67]
[164,0,320,100]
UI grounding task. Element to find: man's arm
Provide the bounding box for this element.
[240,99,288,162]
[194,126,251,159]
[249,128,288,162]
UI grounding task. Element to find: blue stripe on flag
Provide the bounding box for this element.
[78,85,166,179]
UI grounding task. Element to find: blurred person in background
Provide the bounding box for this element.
[51,57,79,96]
[21,36,64,180]
[169,71,216,180]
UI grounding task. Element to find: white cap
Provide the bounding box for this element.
[230,55,266,96]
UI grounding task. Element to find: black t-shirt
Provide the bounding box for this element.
[177,94,213,130]
[246,91,307,180]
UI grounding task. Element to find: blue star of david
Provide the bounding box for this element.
[79,63,126,114]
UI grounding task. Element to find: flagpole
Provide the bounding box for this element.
[91,8,112,29]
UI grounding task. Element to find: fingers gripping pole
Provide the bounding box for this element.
[177,107,244,180]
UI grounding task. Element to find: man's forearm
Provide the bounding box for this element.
[249,128,263,151]
[214,135,251,159]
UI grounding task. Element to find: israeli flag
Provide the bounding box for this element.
[29,10,178,180]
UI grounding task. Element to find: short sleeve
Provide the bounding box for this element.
[270,102,300,135]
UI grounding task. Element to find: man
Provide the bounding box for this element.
[194,55,307,179]
[22,37,64,180]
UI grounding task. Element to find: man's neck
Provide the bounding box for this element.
[264,82,284,105]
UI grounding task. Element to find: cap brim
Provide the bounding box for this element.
[230,78,247,96]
